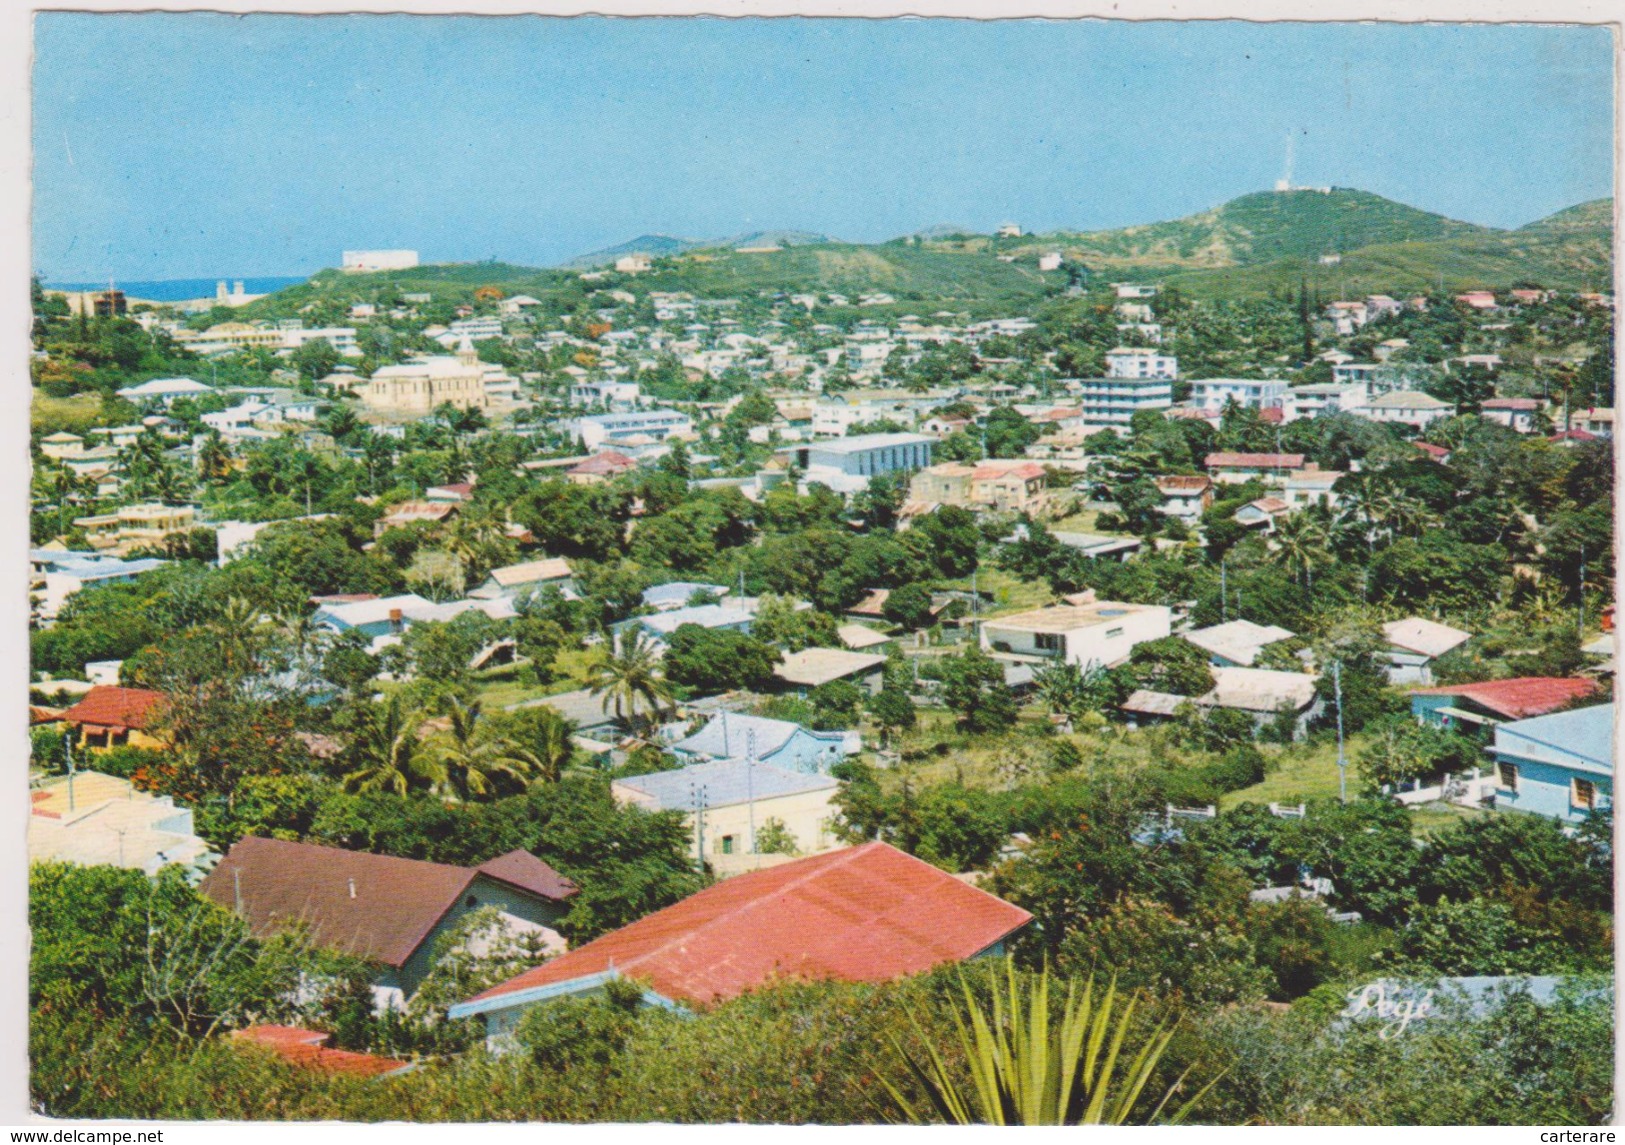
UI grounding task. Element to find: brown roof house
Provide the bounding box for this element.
[201,837,578,1001]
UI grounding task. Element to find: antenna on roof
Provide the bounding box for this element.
[1276,131,1296,192]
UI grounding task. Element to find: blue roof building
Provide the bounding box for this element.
[1487,702,1612,825]
[617,602,756,648]
[641,582,730,611]
[670,712,854,775]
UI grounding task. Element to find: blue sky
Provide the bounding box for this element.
[33,15,1615,281]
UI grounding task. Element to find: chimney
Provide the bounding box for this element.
[233,280,245,298]
[389,607,403,632]
[348,878,356,900]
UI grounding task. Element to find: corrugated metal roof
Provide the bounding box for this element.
[615,758,837,811]
[1412,677,1598,720]
[200,837,573,969]
[458,842,1031,1011]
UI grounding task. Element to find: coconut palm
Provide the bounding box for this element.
[196,430,234,485]
[586,629,675,735]
[342,694,444,795]
[1381,492,1442,539]
[1336,479,1394,559]
[1270,512,1329,589]
[431,697,533,801]
[497,705,577,784]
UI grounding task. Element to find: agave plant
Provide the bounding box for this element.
[879,958,1218,1125]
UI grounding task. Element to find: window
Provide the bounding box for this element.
[1498,762,1519,792]
[1105,627,1124,639]
[1035,632,1063,653]
[466,895,478,908]
[1573,777,1596,810]
[720,835,735,855]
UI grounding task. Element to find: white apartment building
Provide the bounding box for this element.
[570,379,642,409]
[1280,382,1369,423]
[571,409,694,450]
[1105,347,1178,379]
[1077,376,1174,426]
[1331,362,1380,387]
[442,316,504,343]
[1189,378,1289,411]
[277,322,361,357]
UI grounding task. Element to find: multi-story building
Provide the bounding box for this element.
[908,460,1050,517]
[1331,361,1380,387]
[1077,376,1173,426]
[569,380,642,409]
[570,408,694,450]
[1154,474,1213,522]
[1105,347,1178,379]
[1189,378,1288,412]
[1279,382,1368,422]
[71,503,198,555]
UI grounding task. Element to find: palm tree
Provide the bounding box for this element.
[196,430,234,485]
[431,697,533,801]
[497,705,576,785]
[1382,492,1442,539]
[213,596,268,676]
[1270,512,1328,590]
[1337,479,1394,560]
[586,630,675,736]
[343,695,444,795]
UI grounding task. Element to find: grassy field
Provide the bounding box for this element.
[1407,801,1490,840]
[1220,736,1363,809]
[1046,508,1127,536]
[32,392,103,435]
[938,565,1054,618]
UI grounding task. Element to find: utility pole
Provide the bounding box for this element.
[689,780,708,869]
[1333,660,1347,803]
[62,731,76,812]
[1221,558,1227,622]
[745,729,757,855]
[1578,543,1586,636]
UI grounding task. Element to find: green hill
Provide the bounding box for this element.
[237,189,1612,317]
[1007,188,1493,271]
[1515,198,1614,237]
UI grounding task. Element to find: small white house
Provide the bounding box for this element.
[980,595,1171,669]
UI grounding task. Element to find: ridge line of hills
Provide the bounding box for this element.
[231,187,1611,314]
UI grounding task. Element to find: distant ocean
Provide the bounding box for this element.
[44,276,308,302]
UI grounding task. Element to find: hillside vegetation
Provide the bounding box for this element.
[237,189,1612,316]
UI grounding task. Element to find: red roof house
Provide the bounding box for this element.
[567,451,637,483]
[200,837,577,996]
[1412,677,1599,723]
[58,686,167,748]
[1414,441,1452,463]
[1204,452,1306,481]
[232,1026,413,1079]
[449,841,1032,1031]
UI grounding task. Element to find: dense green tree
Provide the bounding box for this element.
[940,646,1018,734]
